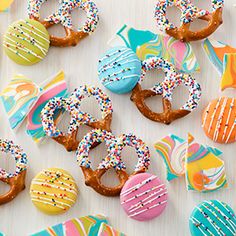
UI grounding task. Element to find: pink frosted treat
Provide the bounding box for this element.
[120,173,168,221]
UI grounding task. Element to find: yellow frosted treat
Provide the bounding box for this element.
[30,168,78,215]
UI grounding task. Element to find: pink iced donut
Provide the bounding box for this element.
[120,173,168,221]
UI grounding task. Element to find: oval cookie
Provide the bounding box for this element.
[30,168,78,215]
[202,97,236,144]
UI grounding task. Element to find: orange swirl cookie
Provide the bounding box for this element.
[30,168,78,215]
[202,97,236,144]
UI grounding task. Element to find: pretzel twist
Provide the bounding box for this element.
[130,57,201,124]
[154,0,224,42]
[77,129,150,197]
[41,85,113,152]
[28,0,99,47]
[0,140,28,205]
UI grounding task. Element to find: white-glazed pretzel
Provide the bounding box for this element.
[131,57,202,124]
[41,85,113,151]
[154,0,224,42]
[77,129,150,196]
[28,0,99,47]
[0,139,28,205]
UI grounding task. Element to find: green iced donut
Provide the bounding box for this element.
[3,19,50,66]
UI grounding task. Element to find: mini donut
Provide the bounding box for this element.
[30,168,78,215]
[189,200,236,235]
[41,85,113,151]
[0,139,28,205]
[131,56,202,124]
[77,129,151,196]
[28,0,99,47]
[3,19,50,65]
[154,0,224,42]
[120,173,168,221]
[202,97,236,144]
[98,46,141,94]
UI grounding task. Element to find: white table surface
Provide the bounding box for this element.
[0,1,236,235]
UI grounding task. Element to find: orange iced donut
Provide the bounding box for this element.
[202,97,236,144]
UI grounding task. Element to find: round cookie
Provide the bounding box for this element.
[98,46,141,94]
[120,173,168,221]
[30,168,78,215]
[189,200,236,236]
[202,97,236,144]
[3,19,50,66]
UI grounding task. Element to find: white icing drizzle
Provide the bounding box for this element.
[4,37,43,59]
[197,207,222,235]
[24,20,49,38]
[103,74,140,86]
[128,200,167,218]
[202,103,211,127]
[8,25,48,54]
[121,175,157,197]
[129,191,167,213]
[203,202,236,232]
[31,180,78,195]
[208,97,222,133]
[121,184,165,205]
[222,98,235,141]
[98,48,127,62]
[213,97,228,141]
[226,118,236,143]
[190,217,209,236]
[42,170,77,184]
[30,190,76,203]
[32,199,66,210]
[32,195,73,208]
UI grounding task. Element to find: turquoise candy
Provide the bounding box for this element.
[189,200,236,236]
[98,46,141,94]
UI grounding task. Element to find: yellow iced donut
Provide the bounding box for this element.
[30,168,78,215]
[0,0,14,11]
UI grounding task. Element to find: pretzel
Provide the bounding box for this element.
[130,57,201,125]
[77,129,150,197]
[41,85,113,152]
[154,0,224,42]
[0,139,28,205]
[28,0,99,47]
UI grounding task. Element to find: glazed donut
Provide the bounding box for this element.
[41,85,113,152]
[28,0,99,47]
[130,57,201,124]
[0,139,28,205]
[77,129,150,197]
[154,0,224,42]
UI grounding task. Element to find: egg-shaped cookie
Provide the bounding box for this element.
[30,168,78,215]
[98,46,141,94]
[202,97,236,144]
[120,173,168,221]
[3,19,50,66]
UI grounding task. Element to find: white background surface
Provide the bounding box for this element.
[0,0,236,235]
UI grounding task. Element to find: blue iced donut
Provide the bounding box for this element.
[98,46,141,94]
[189,200,236,236]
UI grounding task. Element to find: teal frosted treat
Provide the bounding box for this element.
[3,19,50,66]
[98,46,141,94]
[189,200,236,236]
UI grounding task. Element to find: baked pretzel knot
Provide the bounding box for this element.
[77,129,150,197]
[131,57,201,125]
[28,0,99,47]
[41,86,113,152]
[154,0,224,42]
[0,139,28,205]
